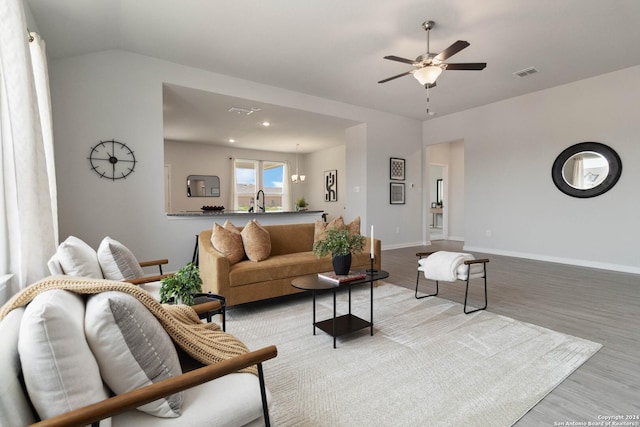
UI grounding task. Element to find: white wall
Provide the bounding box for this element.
[49,50,423,271]
[424,65,640,273]
[306,145,346,221]
[164,140,307,212]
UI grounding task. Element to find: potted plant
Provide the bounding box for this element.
[312,226,365,275]
[295,197,309,211]
[159,262,203,305]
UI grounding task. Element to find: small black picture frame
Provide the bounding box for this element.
[390,182,405,204]
[390,157,405,181]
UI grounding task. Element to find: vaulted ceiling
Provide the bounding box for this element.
[27,0,640,150]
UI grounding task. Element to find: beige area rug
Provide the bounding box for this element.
[226,283,601,427]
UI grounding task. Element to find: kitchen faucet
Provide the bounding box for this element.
[256,190,265,212]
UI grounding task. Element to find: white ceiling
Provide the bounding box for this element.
[26,0,640,151]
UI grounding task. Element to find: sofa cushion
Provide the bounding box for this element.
[97,237,145,281]
[241,220,271,262]
[112,373,270,426]
[18,290,109,420]
[211,222,245,265]
[229,252,333,286]
[85,292,183,418]
[56,235,103,278]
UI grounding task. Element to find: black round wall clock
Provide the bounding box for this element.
[88,139,137,181]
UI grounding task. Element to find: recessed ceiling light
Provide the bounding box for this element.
[262,121,270,127]
[229,138,235,143]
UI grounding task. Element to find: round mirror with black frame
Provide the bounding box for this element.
[551,142,622,198]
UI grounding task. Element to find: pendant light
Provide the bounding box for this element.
[291,144,306,183]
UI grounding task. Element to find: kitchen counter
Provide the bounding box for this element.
[166,210,325,226]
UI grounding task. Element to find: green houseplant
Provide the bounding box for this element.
[312,226,365,274]
[295,197,309,211]
[159,262,203,305]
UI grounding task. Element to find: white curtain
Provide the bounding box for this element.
[229,157,237,210]
[0,0,58,299]
[283,161,292,210]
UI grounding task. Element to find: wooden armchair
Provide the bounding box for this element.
[30,344,278,427]
[0,295,276,427]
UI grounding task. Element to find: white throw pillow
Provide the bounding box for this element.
[56,235,103,278]
[97,237,145,281]
[18,290,109,420]
[85,292,183,417]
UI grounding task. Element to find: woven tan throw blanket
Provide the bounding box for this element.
[0,275,256,375]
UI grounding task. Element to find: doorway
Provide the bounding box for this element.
[429,164,447,240]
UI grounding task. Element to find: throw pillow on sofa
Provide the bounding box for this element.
[241,219,271,262]
[85,291,184,418]
[346,216,361,235]
[211,222,245,265]
[18,290,109,420]
[313,216,345,242]
[97,236,145,281]
[55,235,103,278]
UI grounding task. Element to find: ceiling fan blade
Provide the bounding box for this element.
[434,40,470,62]
[444,63,487,70]
[378,71,413,84]
[383,55,416,65]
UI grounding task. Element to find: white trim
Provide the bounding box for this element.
[382,241,424,251]
[463,246,640,275]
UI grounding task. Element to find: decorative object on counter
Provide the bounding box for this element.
[295,197,308,211]
[324,170,338,202]
[312,226,365,275]
[89,139,137,181]
[390,157,405,181]
[202,205,225,211]
[159,262,203,305]
[390,182,405,204]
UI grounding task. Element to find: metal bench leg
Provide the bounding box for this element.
[463,263,488,314]
[415,269,439,299]
[258,362,271,427]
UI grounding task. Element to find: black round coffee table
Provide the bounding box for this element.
[291,269,389,348]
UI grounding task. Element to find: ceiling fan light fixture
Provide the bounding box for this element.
[413,66,443,86]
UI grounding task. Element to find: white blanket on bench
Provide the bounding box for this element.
[418,251,475,282]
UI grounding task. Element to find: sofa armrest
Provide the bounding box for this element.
[198,231,231,297]
[30,345,278,427]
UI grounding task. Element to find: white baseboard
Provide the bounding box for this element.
[463,246,640,275]
[382,241,424,251]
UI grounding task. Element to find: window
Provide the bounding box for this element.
[234,159,286,211]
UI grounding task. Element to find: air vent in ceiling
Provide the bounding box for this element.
[513,67,539,77]
[228,107,261,115]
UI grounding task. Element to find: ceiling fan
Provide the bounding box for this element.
[378,20,486,88]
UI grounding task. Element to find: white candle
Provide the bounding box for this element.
[370,225,374,259]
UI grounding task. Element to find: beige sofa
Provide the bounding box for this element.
[199,222,382,306]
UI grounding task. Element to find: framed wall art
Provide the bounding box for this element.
[324,169,338,202]
[390,157,405,180]
[390,182,405,204]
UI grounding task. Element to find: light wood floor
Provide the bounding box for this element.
[382,241,640,426]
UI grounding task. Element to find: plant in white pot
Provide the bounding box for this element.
[159,262,203,305]
[295,197,309,211]
[312,226,365,275]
